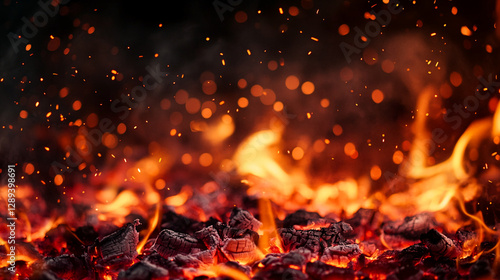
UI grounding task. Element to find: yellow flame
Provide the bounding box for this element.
[234,130,294,195]
[207,265,250,280]
[203,114,235,144]
[258,198,283,254]
[165,185,192,207]
[137,199,161,254]
[97,190,139,213]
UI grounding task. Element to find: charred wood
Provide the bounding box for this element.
[421,229,459,258]
[279,222,352,253]
[320,243,362,266]
[305,261,356,280]
[229,208,262,231]
[92,219,140,270]
[117,261,169,280]
[151,229,205,258]
[282,209,324,228]
[43,254,88,279]
[252,266,308,280]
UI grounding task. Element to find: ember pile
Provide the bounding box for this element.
[2,199,498,279]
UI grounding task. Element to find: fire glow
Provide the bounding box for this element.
[2,0,500,279]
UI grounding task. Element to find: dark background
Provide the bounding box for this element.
[0,0,499,212]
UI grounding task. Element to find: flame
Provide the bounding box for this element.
[165,185,192,207]
[376,89,500,225]
[207,265,250,280]
[30,216,64,241]
[202,114,236,144]
[233,128,370,217]
[258,198,283,254]
[234,129,297,198]
[137,198,161,254]
[97,190,139,214]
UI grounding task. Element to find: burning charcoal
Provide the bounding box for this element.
[256,250,311,271]
[194,226,223,250]
[320,222,353,245]
[383,213,438,247]
[66,225,98,255]
[282,209,323,228]
[29,270,64,280]
[281,251,310,267]
[305,261,356,280]
[422,257,460,279]
[363,250,400,274]
[161,207,204,234]
[345,208,377,229]
[44,254,88,279]
[456,226,480,255]
[358,241,378,257]
[396,244,429,264]
[279,227,322,253]
[253,266,308,280]
[221,261,252,277]
[221,235,259,263]
[151,229,205,258]
[93,219,140,269]
[320,243,362,267]
[16,241,43,261]
[421,229,459,258]
[206,219,258,241]
[193,250,216,265]
[229,208,262,231]
[173,254,205,268]
[279,222,352,253]
[143,253,184,278]
[117,261,169,280]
